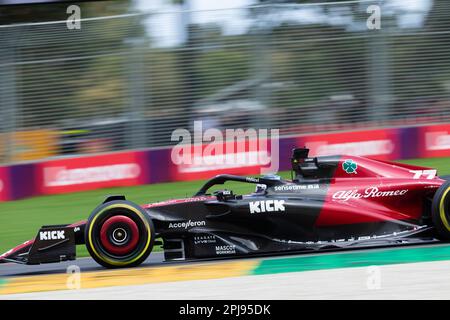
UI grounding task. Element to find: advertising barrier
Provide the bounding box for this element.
[0,166,10,201]
[297,128,401,160]
[9,163,36,200]
[169,138,276,182]
[417,124,450,158]
[35,151,150,195]
[1,124,450,201]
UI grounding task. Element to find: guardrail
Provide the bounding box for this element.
[1,123,449,201]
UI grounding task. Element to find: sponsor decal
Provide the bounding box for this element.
[332,186,408,202]
[37,151,148,195]
[249,200,285,214]
[417,125,450,158]
[301,129,400,160]
[176,151,271,173]
[194,235,216,245]
[168,220,206,230]
[342,159,358,174]
[426,131,450,151]
[311,140,394,157]
[39,230,65,241]
[215,245,236,255]
[44,164,141,187]
[274,184,319,192]
[171,121,280,175]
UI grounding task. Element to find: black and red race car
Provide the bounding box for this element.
[2,147,450,268]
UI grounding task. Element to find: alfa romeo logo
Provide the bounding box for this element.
[342,159,358,174]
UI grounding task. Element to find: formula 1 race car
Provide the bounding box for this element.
[2,148,450,268]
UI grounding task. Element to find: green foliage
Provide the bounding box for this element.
[3,1,147,127]
[194,48,252,97]
[2,1,450,142]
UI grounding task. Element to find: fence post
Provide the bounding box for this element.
[125,35,149,150]
[367,16,393,123]
[252,5,273,130]
[0,29,19,164]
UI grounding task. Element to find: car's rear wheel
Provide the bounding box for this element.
[432,181,450,241]
[85,200,154,268]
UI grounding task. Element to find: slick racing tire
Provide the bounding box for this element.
[85,200,155,268]
[432,181,450,241]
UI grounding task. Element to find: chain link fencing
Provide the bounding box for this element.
[0,0,449,163]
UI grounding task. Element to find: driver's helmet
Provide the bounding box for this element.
[254,183,267,193]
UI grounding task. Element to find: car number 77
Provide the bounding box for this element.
[409,170,437,179]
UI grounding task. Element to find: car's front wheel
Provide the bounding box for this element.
[432,181,450,241]
[85,200,154,268]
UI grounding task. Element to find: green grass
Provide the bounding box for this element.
[0,157,449,257]
[401,157,450,173]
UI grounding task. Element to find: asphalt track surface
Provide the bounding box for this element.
[0,252,166,277]
[6,259,450,299]
[3,243,450,299]
[0,242,445,278]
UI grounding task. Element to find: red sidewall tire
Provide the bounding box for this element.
[85,200,154,268]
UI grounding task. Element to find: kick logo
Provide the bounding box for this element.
[39,230,65,241]
[249,200,285,214]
